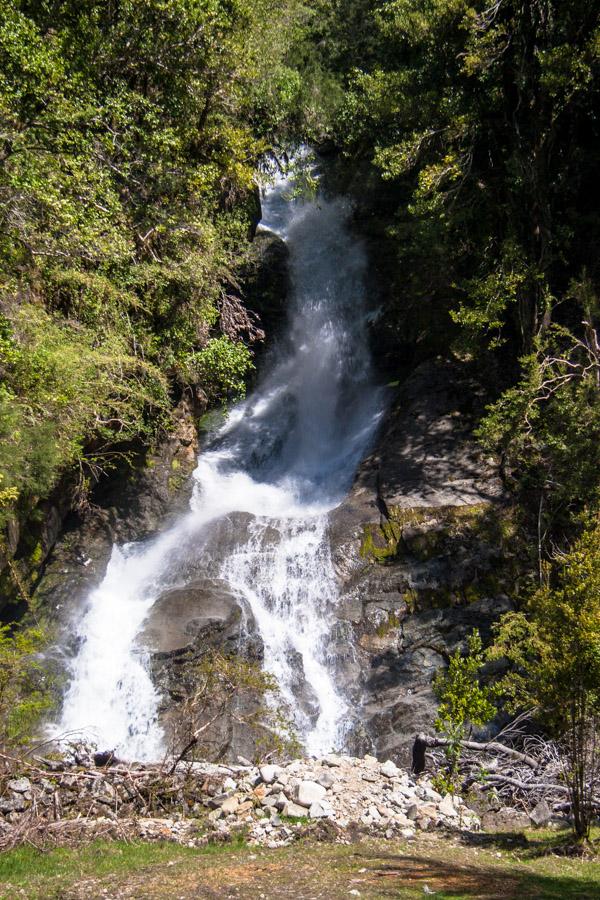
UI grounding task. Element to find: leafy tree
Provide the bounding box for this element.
[433,629,497,790]
[168,651,299,769]
[478,285,600,560]
[490,522,600,844]
[0,624,54,750]
[188,336,254,404]
[0,0,310,533]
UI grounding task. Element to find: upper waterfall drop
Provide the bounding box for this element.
[55,158,385,760]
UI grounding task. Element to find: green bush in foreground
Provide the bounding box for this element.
[0,623,53,750]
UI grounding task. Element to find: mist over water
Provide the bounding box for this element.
[55,161,384,760]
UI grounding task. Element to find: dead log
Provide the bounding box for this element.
[414,732,540,770]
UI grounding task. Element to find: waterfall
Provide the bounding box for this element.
[55,159,384,760]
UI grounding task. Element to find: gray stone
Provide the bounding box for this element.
[322,754,343,767]
[295,780,326,808]
[137,578,246,654]
[422,786,443,803]
[273,792,287,811]
[309,799,333,819]
[220,796,239,814]
[438,794,459,818]
[208,792,234,809]
[282,801,307,819]
[380,760,400,779]
[317,772,336,789]
[0,799,18,814]
[259,764,283,785]
[7,777,31,794]
[529,799,552,827]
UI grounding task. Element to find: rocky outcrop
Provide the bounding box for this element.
[31,394,204,635]
[242,226,289,342]
[329,357,517,764]
[0,388,206,620]
[144,577,263,761]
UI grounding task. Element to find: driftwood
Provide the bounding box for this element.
[413,732,539,772]
[413,731,600,815]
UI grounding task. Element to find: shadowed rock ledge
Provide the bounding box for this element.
[328,357,515,765]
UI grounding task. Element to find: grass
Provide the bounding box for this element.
[0,829,598,899]
[0,837,245,899]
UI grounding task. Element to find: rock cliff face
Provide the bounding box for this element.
[328,357,515,765]
[32,393,203,651]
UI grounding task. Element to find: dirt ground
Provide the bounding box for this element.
[27,831,598,900]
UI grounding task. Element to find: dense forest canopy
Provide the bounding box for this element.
[320,0,600,550]
[1,0,598,554]
[0,0,320,527]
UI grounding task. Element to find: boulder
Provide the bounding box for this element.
[438,794,459,818]
[295,781,327,808]
[529,799,552,827]
[260,765,283,785]
[309,799,333,819]
[138,578,247,654]
[220,796,240,814]
[317,772,336,789]
[7,778,31,794]
[282,801,307,819]
[322,754,343,767]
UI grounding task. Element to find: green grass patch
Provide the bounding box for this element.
[0,837,247,900]
[1,831,598,899]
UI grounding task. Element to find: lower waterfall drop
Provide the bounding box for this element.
[56,158,384,759]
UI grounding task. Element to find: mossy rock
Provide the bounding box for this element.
[413,586,456,610]
[375,610,402,637]
[404,528,446,561]
[360,520,403,562]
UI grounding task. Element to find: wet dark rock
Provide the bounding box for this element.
[329,358,515,765]
[33,395,204,635]
[139,578,254,656]
[242,227,289,340]
[94,751,120,768]
[142,578,264,762]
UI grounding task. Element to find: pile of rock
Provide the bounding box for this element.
[206,754,479,847]
[0,754,479,850]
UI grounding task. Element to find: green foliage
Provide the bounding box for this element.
[325,0,600,360]
[477,303,600,544]
[170,651,299,765]
[491,524,600,733]
[490,522,600,841]
[433,629,498,787]
[0,623,54,748]
[188,337,254,404]
[0,304,169,516]
[0,0,315,527]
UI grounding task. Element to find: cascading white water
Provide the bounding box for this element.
[55,158,384,760]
